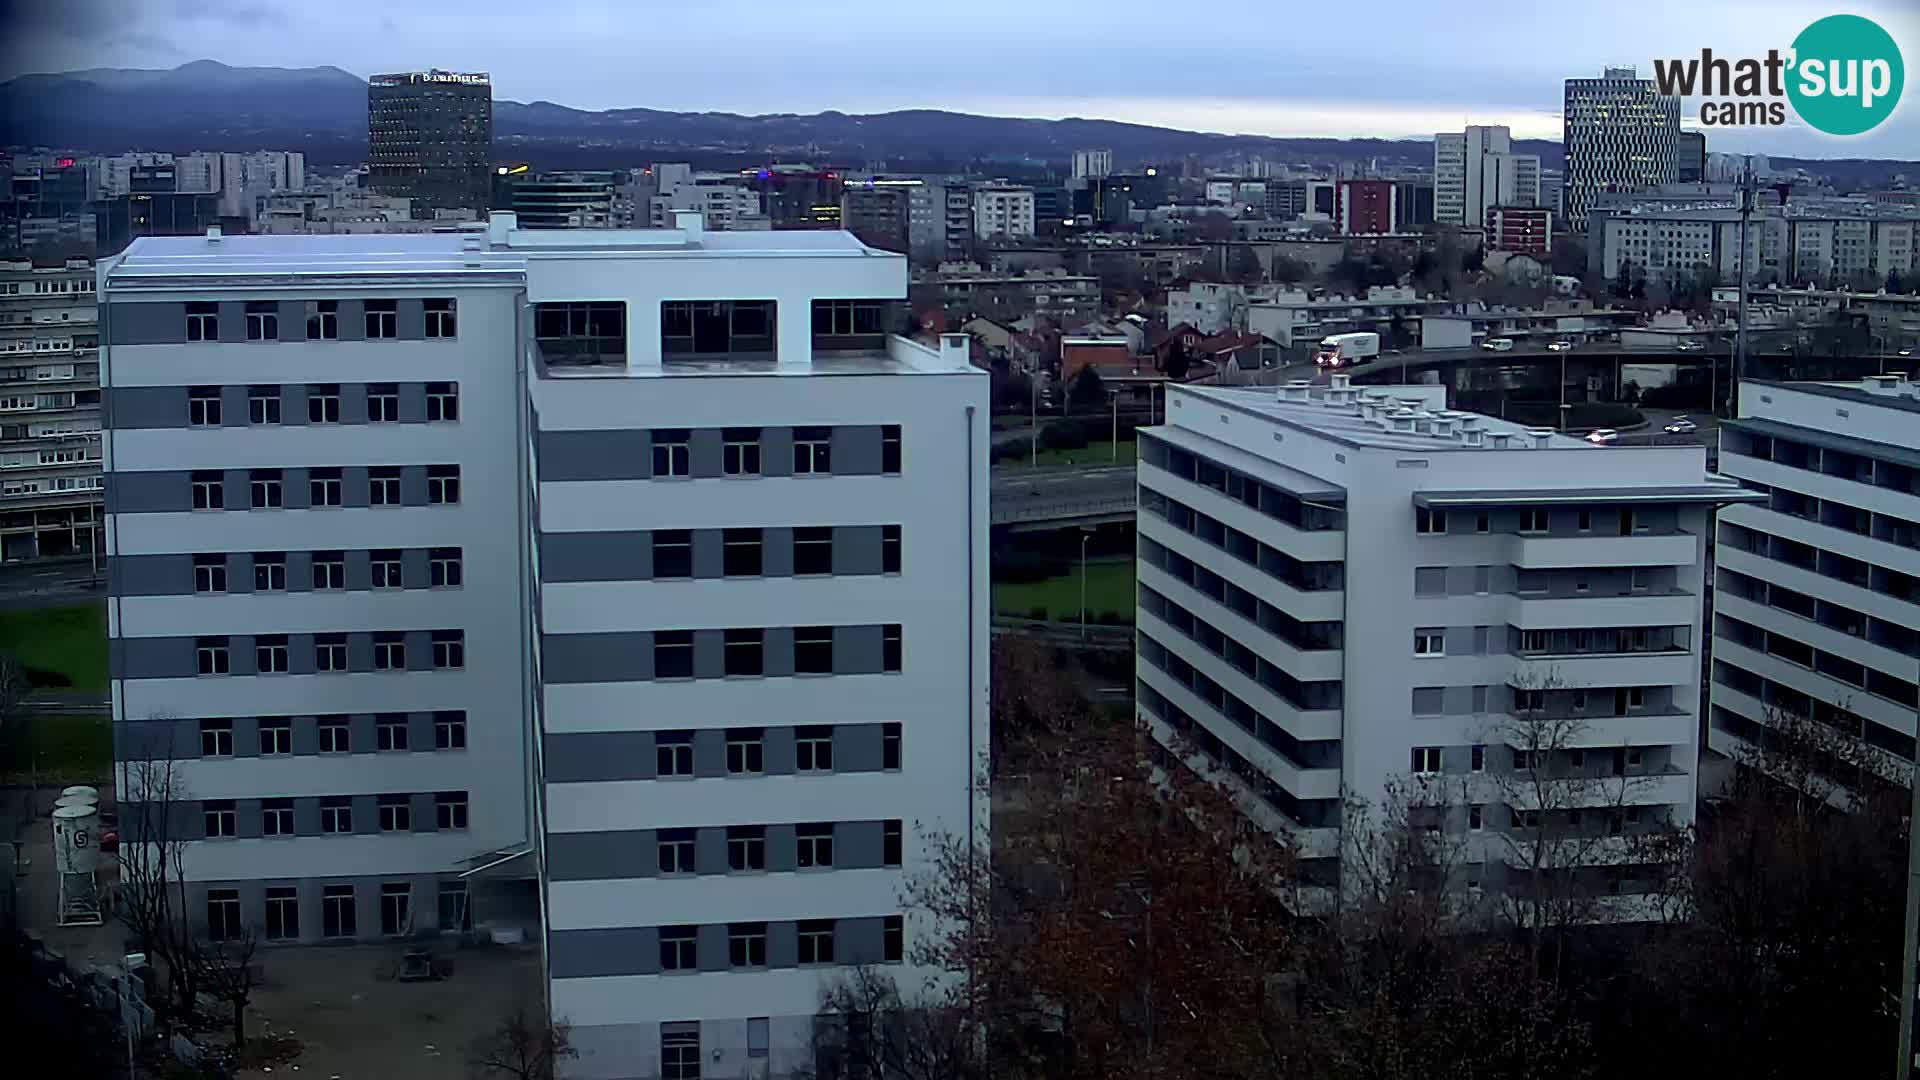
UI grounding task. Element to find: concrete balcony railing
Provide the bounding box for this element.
[1506,532,1700,570]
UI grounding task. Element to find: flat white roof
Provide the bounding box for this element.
[1180,384,1605,454]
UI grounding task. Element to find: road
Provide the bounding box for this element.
[991,465,1138,526]
[0,558,104,610]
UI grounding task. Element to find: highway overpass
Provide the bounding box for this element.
[991,465,1137,529]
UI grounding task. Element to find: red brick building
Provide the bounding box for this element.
[1336,180,1398,236]
[1484,205,1553,255]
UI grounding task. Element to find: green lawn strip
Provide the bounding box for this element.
[0,712,111,784]
[1009,439,1137,470]
[0,602,108,692]
[993,560,1136,622]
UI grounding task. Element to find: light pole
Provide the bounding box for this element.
[1110,389,1120,462]
[1079,527,1093,640]
[1029,369,1038,468]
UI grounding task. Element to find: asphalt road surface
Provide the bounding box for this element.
[0,558,104,610]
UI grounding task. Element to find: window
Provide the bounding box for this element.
[196,636,230,676]
[798,919,835,964]
[882,525,901,573]
[207,889,242,941]
[657,829,695,874]
[191,471,224,510]
[425,298,456,338]
[1513,748,1539,771]
[794,426,832,474]
[379,882,411,936]
[1411,747,1443,774]
[427,465,460,505]
[722,428,761,476]
[200,718,234,757]
[1577,509,1592,532]
[188,386,222,426]
[1519,509,1549,534]
[319,716,350,754]
[255,634,289,673]
[1627,687,1646,709]
[426,381,459,422]
[306,300,339,340]
[652,530,692,578]
[432,630,465,670]
[1631,568,1650,592]
[660,926,697,971]
[652,430,690,477]
[373,632,406,670]
[883,723,902,770]
[259,718,291,755]
[307,384,340,423]
[377,714,409,751]
[1627,748,1644,768]
[1471,744,1485,772]
[728,825,767,871]
[654,631,694,679]
[204,800,237,838]
[1515,688,1545,712]
[1474,512,1490,534]
[884,915,904,963]
[729,923,768,968]
[439,882,472,932]
[1512,808,1541,830]
[797,823,835,868]
[882,424,901,474]
[795,626,834,674]
[727,728,764,775]
[1620,509,1638,535]
[435,792,469,830]
[369,466,401,505]
[1416,507,1446,534]
[1570,690,1588,712]
[193,553,227,593]
[1470,805,1484,831]
[722,529,762,577]
[656,731,694,777]
[883,820,903,866]
[365,299,398,339]
[435,711,467,750]
[1569,748,1587,769]
[793,528,833,575]
[312,550,345,590]
[322,884,355,938]
[661,1026,700,1080]
[724,628,763,676]
[371,550,402,589]
[249,469,283,509]
[253,552,286,591]
[245,301,278,341]
[263,799,294,836]
[796,725,834,772]
[1521,629,1550,653]
[814,299,887,337]
[309,467,342,507]
[430,548,462,588]
[265,887,298,940]
[1414,629,1444,657]
[185,302,218,342]
[367,383,399,422]
[379,795,411,832]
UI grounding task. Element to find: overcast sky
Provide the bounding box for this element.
[4,0,1917,158]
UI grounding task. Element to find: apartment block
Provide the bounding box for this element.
[102,213,989,1080]
[1434,126,1539,229]
[1136,378,1756,912]
[0,257,103,561]
[972,185,1036,241]
[1710,377,1920,781]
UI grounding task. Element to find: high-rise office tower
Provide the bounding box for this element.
[1562,68,1680,234]
[1073,149,1114,180]
[1434,125,1540,228]
[367,70,494,214]
[101,211,989,1077]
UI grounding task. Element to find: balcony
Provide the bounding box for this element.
[1509,591,1698,630]
[1507,531,1699,569]
[1511,650,1697,690]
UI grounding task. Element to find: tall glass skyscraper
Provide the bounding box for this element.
[1562,67,1680,235]
[367,70,494,215]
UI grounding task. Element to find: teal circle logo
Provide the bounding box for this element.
[1787,14,1904,136]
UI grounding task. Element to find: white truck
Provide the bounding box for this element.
[1314,331,1380,368]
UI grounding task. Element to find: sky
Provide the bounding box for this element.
[3,0,1918,158]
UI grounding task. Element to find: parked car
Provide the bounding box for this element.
[1900,347,1914,358]
[1663,416,1698,435]
[1547,338,1576,352]
[1585,428,1620,445]
[1675,340,1706,353]
[1480,337,1515,352]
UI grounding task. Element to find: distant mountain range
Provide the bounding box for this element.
[2,60,1914,184]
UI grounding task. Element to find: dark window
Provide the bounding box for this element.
[252,552,286,591]
[657,829,695,874]
[188,386,221,425]
[373,631,406,670]
[794,528,833,575]
[725,628,764,676]
[797,823,834,868]
[307,383,340,423]
[379,882,411,935]
[427,465,460,504]
[259,718,291,755]
[729,923,768,968]
[883,624,902,672]
[264,887,298,939]
[426,381,459,421]
[661,299,775,356]
[365,299,398,339]
[309,467,343,506]
[367,382,399,422]
[311,550,345,590]
[255,633,290,673]
[191,470,223,510]
[723,428,762,476]
[883,915,904,963]
[656,731,694,776]
[320,797,352,833]
[249,469,283,509]
[795,627,834,673]
[661,1027,700,1080]
[439,883,471,932]
[369,466,401,505]
[196,636,229,675]
[796,725,834,772]
[794,426,832,474]
[797,919,835,964]
[813,299,887,337]
[376,713,408,751]
[203,800,236,838]
[207,889,242,941]
[727,728,764,774]
[430,548,463,588]
[200,718,233,757]
[425,298,457,338]
[660,926,697,970]
[882,424,901,473]
[654,631,694,679]
[432,630,465,670]
[193,553,227,593]
[882,723,902,770]
[653,530,692,578]
[370,549,402,589]
[883,819,903,866]
[322,884,355,938]
[185,302,218,342]
[245,301,278,341]
[652,430,690,477]
[882,525,901,573]
[378,794,411,831]
[727,825,767,871]
[306,300,339,340]
[723,528,762,576]
[319,717,350,754]
[535,301,626,364]
[435,791,469,830]
[434,711,467,750]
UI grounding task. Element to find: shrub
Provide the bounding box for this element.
[1027,606,1049,622]
[1038,421,1090,452]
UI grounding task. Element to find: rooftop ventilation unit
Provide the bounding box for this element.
[1525,427,1555,449]
[1463,428,1485,447]
[1489,431,1514,448]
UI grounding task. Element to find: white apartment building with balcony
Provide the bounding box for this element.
[1135,378,1757,911]
[102,212,989,1080]
[972,186,1036,241]
[1709,377,1920,782]
[0,257,103,561]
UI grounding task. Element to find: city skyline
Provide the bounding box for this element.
[7,0,1916,159]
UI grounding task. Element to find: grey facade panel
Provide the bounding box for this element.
[347,632,375,673]
[399,381,428,422]
[291,718,322,757]
[550,928,658,979]
[696,924,729,973]
[690,530,723,580]
[341,466,369,507]
[397,299,426,340]
[119,636,197,680]
[351,794,379,836]
[838,917,887,965]
[547,829,652,882]
[220,385,249,427]
[277,300,305,338]
[688,428,724,479]
[833,526,882,575]
[281,468,311,510]
[766,824,797,872]
[336,299,365,342]
[411,792,438,832]
[287,634,317,676]
[236,798,263,839]
[763,626,795,678]
[407,712,436,752]
[113,554,185,597]
[230,716,259,759]
[107,303,186,345]
[834,624,885,675]
[766,921,798,968]
[338,383,369,425]
[692,630,724,681]
[109,470,190,514]
[404,630,433,672]
[837,821,884,869]
[216,302,247,343]
[692,728,726,778]
[350,713,377,754]
[399,465,428,506]
[539,531,649,582]
[226,553,253,594]
[401,548,430,590]
[109,387,187,430]
[695,827,727,875]
[762,527,794,576]
[545,732,655,783]
[294,796,323,836]
[761,427,794,478]
[833,426,884,476]
[836,724,884,773]
[281,383,309,425]
[763,726,796,775]
[538,430,651,482]
[542,632,651,683]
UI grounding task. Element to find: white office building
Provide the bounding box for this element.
[972,185,1036,241]
[1073,149,1114,180]
[1562,68,1680,234]
[102,212,989,1079]
[0,257,103,561]
[1709,377,1920,783]
[1135,378,1755,912]
[1434,126,1540,228]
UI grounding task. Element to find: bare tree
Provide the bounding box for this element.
[470,999,576,1080]
[190,925,262,1050]
[806,966,985,1080]
[114,725,202,1029]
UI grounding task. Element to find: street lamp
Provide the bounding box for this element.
[1079,527,1094,641]
[1110,390,1120,462]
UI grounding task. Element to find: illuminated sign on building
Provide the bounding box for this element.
[370,71,491,87]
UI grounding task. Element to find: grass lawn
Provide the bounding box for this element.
[994,559,1136,622]
[0,713,110,784]
[0,602,108,692]
[1010,439,1137,470]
